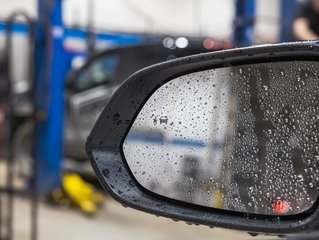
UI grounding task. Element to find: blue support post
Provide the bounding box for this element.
[233,0,256,47]
[35,0,68,194]
[280,0,298,42]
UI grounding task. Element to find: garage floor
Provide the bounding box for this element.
[5,197,279,240]
[0,158,279,240]
[0,159,278,240]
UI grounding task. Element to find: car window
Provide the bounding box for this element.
[71,43,215,92]
[74,54,119,90]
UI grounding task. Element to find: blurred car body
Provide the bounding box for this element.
[65,39,233,161]
[13,37,233,175]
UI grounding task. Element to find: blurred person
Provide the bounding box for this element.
[293,0,319,40]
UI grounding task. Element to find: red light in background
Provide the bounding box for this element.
[203,39,216,50]
[273,199,290,214]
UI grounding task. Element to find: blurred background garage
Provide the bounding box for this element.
[0,0,310,239]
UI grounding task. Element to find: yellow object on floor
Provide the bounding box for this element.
[48,173,104,215]
[62,173,104,215]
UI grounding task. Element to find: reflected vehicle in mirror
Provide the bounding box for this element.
[87,42,319,236]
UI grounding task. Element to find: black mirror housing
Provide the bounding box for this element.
[86,41,319,236]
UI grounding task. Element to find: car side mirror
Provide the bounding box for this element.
[86,42,319,236]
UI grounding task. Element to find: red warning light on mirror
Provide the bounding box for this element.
[273,199,290,214]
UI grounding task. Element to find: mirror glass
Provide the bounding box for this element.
[123,61,319,216]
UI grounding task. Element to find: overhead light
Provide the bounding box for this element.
[175,37,189,48]
[163,37,175,49]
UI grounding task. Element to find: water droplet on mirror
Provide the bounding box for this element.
[102,169,110,178]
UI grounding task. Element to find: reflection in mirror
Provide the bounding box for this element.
[123,61,319,216]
